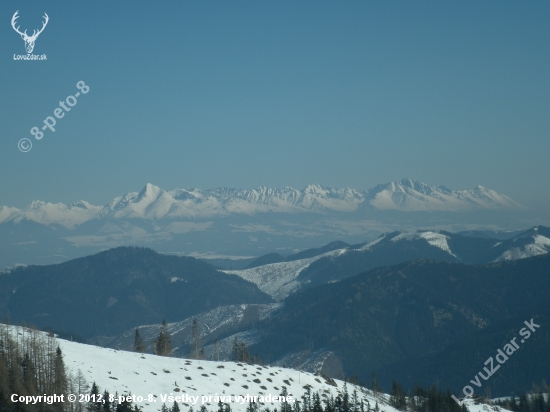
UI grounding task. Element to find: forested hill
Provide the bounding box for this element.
[0,247,272,337]
[253,253,550,396]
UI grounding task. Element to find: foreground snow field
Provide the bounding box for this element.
[59,338,374,412]
[5,325,512,412]
[59,338,513,412]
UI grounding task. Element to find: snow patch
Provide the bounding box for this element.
[390,231,457,257]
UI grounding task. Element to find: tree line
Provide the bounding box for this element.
[133,319,258,363]
[493,381,550,412]
[0,323,135,412]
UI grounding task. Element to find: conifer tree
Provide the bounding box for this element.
[134,329,146,353]
[313,392,323,412]
[324,395,335,412]
[390,380,406,410]
[301,387,312,412]
[116,393,134,412]
[103,390,112,412]
[342,383,350,412]
[351,389,360,412]
[192,319,200,359]
[232,337,240,361]
[280,387,292,412]
[246,400,258,412]
[154,320,172,356]
[214,339,220,361]
[230,338,250,362]
[334,394,343,412]
[54,346,68,409]
[87,382,102,412]
[20,352,38,396]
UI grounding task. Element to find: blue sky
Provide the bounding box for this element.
[1,1,549,210]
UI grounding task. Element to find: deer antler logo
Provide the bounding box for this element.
[11,11,49,54]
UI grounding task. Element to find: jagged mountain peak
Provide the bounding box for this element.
[136,182,165,200]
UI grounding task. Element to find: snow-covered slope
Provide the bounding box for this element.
[3,325,396,412]
[222,249,348,301]
[0,180,525,229]
[388,231,457,257]
[3,325,512,412]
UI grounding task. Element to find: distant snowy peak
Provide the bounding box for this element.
[0,200,101,228]
[365,179,525,212]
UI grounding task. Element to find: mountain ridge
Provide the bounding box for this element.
[222,226,550,300]
[0,179,526,229]
[0,246,272,337]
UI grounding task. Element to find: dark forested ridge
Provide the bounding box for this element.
[253,254,550,396]
[0,247,272,338]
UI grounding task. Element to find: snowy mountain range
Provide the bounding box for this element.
[0,180,525,229]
